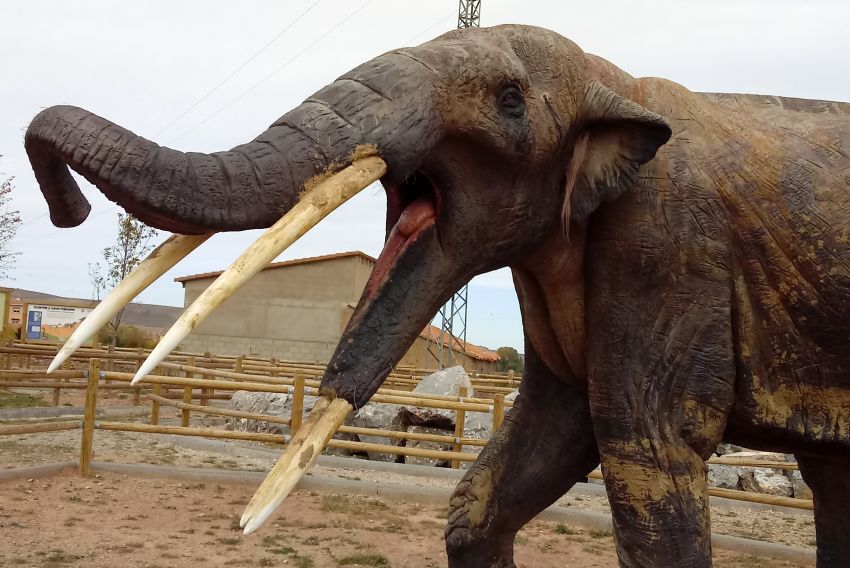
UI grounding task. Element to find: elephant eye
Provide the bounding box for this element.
[499,84,525,118]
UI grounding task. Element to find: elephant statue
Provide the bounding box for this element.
[24,24,850,567]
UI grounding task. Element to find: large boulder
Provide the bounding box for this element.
[404,426,452,467]
[708,464,741,490]
[227,390,319,434]
[400,366,474,427]
[346,367,495,467]
[714,443,746,456]
[739,467,793,497]
[347,402,407,462]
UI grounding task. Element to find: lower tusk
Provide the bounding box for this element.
[47,233,212,373]
[241,396,352,534]
[130,155,387,385]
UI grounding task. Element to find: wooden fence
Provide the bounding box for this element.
[0,350,814,512]
[0,340,520,399]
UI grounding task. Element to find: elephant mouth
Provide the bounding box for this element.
[368,171,439,293]
[385,170,439,238]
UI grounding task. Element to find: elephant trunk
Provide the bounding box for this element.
[25,52,439,234]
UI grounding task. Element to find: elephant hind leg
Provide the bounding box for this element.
[797,454,850,567]
[445,346,599,568]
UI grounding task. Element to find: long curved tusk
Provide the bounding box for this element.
[130,155,387,385]
[47,233,213,373]
[241,396,352,534]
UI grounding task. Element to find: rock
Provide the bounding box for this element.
[401,366,474,427]
[714,443,746,456]
[463,411,493,439]
[347,402,407,462]
[404,426,452,467]
[787,470,813,500]
[708,464,741,490]
[739,467,793,496]
[227,390,319,434]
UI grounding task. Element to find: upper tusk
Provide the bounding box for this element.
[47,233,212,373]
[241,396,352,534]
[130,155,388,385]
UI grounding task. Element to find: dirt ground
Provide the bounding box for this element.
[0,424,817,550]
[0,473,803,568]
[0,390,817,565]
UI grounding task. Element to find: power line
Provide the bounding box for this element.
[403,11,455,45]
[150,0,323,140]
[165,0,378,146]
[15,205,119,248]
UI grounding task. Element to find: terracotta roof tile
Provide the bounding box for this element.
[419,324,500,362]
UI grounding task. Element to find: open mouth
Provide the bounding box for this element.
[363,171,439,299]
[385,170,439,236]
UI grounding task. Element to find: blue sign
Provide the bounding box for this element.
[26,310,42,340]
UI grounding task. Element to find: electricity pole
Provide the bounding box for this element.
[457,0,482,28]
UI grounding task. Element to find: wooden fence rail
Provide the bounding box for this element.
[0,355,814,513]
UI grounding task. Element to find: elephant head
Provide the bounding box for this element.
[26,24,671,528]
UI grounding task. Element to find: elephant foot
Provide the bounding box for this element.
[445,476,517,568]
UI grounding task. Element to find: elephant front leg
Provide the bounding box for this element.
[593,415,722,568]
[589,309,734,568]
[445,345,599,568]
[586,233,736,565]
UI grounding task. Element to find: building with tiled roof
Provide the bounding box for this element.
[175,251,498,373]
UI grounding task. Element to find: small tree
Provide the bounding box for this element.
[496,346,524,374]
[91,212,158,346]
[0,156,22,279]
[88,262,106,301]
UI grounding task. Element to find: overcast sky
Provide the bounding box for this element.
[2,0,848,351]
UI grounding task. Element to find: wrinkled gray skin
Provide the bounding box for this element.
[25,25,850,567]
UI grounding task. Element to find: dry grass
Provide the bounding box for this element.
[0,391,48,408]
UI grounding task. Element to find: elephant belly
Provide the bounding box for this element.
[728,274,850,454]
[721,132,850,453]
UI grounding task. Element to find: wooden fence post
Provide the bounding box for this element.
[451,386,468,469]
[160,366,171,400]
[80,358,101,475]
[105,343,115,378]
[200,353,212,406]
[290,373,305,436]
[52,383,61,406]
[233,355,243,382]
[182,356,194,427]
[271,357,279,378]
[507,370,515,388]
[151,382,162,425]
[492,394,505,432]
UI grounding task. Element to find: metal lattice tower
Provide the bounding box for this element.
[457,0,481,29]
[425,1,480,370]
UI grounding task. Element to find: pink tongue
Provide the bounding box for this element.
[396,199,435,238]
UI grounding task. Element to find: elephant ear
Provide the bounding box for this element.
[564,81,672,223]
